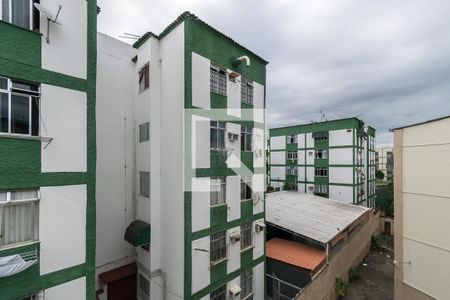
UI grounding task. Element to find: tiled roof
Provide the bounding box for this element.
[267,238,326,274]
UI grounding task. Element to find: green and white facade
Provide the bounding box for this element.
[269,118,376,207]
[95,12,267,300]
[0,0,97,299]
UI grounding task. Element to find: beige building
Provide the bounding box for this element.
[376,147,393,181]
[392,116,450,300]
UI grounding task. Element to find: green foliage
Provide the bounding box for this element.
[348,266,361,281]
[267,185,275,193]
[371,234,382,250]
[375,182,394,216]
[335,277,350,298]
[282,181,294,190]
[375,170,385,180]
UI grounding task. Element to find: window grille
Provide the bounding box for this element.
[240,176,252,201]
[286,167,297,175]
[210,177,226,206]
[210,64,227,96]
[314,167,328,177]
[240,222,252,250]
[241,77,253,105]
[240,269,253,299]
[287,151,298,160]
[210,231,227,263]
[210,121,226,150]
[241,126,252,152]
[210,284,227,300]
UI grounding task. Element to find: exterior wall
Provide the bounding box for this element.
[296,211,380,300]
[394,117,450,300]
[0,0,96,298]
[376,147,393,181]
[268,118,375,207]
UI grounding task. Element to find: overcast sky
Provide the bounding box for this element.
[98,0,450,146]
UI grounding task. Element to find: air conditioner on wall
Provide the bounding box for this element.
[229,232,241,243]
[228,133,239,141]
[229,284,241,297]
[255,222,266,233]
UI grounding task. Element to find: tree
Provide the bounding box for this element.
[376,170,385,180]
[282,181,294,191]
[375,182,394,216]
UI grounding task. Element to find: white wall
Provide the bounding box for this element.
[297,133,305,148]
[297,150,305,165]
[270,136,285,150]
[253,262,265,300]
[192,52,210,109]
[298,167,305,181]
[253,219,264,259]
[226,123,241,169]
[227,71,241,118]
[329,185,353,203]
[40,84,86,172]
[253,82,264,124]
[45,277,86,300]
[329,148,353,165]
[227,176,241,222]
[306,149,314,164]
[191,177,210,232]
[329,167,353,184]
[192,115,210,169]
[252,174,264,214]
[270,166,285,181]
[306,167,314,181]
[297,183,306,194]
[253,127,264,168]
[329,129,353,146]
[306,133,314,148]
[40,185,86,275]
[41,0,87,79]
[227,226,240,274]
[191,236,210,293]
[270,151,285,165]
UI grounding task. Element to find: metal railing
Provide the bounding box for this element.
[266,274,302,300]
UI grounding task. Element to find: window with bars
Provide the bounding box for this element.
[315,149,327,159]
[241,77,253,105]
[139,172,150,197]
[210,177,226,206]
[1,0,39,30]
[240,222,252,250]
[240,269,253,299]
[0,77,40,136]
[314,136,327,142]
[240,175,252,201]
[314,167,328,177]
[210,284,227,300]
[314,185,328,194]
[241,126,252,152]
[138,274,150,298]
[286,166,297,175]
[287,151,298,160]
[210,231,227,263]
[210,64,227,96]
[210,120,226,150]
[0,189,39,247]
[139,122,150,142]
[287,135,297,144]
[138,62,150,94]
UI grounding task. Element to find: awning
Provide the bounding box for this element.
[312,131,328,138]
[124,220,150,247]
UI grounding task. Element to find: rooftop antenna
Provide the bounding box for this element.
[320,110,327,122]
[34,3,62,43]
[119,33,140,40]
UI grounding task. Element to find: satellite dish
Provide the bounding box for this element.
[33,3,62,43]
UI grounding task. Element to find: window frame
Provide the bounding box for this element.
[286,135,297,144]
[210,63,227,96]
[1,0,36,30]
[240,222,252,250]
[138,273,150,299]
[139,122,150,143]
[210,230,227,264]
[314,184,328,195]
[314,149,328,159]
[210,176,226,206]
[138,62,150,94]
[210,120,226,150]
[314,136,328,142]
[210,284,227,300]
[287,151,298,160]
[314,167,328,177]
[139,171,150,197]
[241,77,253,105]
[240,175,252,201]
[0,77,40,137]
[241,126,252,152]
[240,269,253,299]
[0,189,39,247]
[286,166,297,176]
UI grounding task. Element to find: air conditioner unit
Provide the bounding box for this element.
[229,232,241,243]
[228,133,239,141]
[228,71,240,82]
[229,284,241,297]
[255,148,263,158]
[255,222,266,233]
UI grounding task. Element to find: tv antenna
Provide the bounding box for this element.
[34,3,62,43]
[320,110,327,122]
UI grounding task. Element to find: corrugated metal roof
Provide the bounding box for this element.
[267,238,326,274]
[266,191,369,244]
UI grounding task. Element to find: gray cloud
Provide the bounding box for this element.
[98,0,450,146]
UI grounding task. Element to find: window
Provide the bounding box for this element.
[287,135,297,144]
[240,269,253,299]
[241,126,252,152]
[210,284,226,300]
[210,231,227,263]
[314,167,328,177]
[138,274,150,298]
[138,62,149,93]
[314,136,327,142]
[139,122,149,142]
[1,0,38,30]
[139,172,150,197]
[240,222,252,250]
[314,185,328,194]
[210,63,227,96]
[0,77,40,136]
[315,149,327,159]
[241,77,253,105]
[241,175,252,201]
[287,151,298,161]
[210,177,226,206]
[286,166,297,175]
[210,121,226,150]
[0,189,39,247]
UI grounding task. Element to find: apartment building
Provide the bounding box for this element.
[392,116,450,300]
[0,0,97,299]
[95,12,267,300]
[269,118,376,207]
[375,147,393,181]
